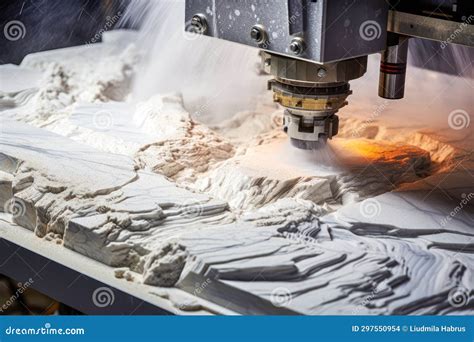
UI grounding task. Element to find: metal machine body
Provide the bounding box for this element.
[185,0,474,149]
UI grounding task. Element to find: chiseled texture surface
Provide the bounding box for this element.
[0,36,473,315]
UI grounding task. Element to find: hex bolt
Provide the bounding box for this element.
[190,14,208,34]
[250,25,267,45]
[289,37,305,55]
[317,68,327,78]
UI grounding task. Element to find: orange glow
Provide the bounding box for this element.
[334,139,430,166]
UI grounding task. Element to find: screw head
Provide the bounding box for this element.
[251,28,261,41]
[250,25,267,44]
[190,14,208,34]
[289,43,299,53]
[191,15,202,25]
[289,38,305,55]
[317,68,327,78]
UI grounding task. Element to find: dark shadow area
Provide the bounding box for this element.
[0,0,130,65]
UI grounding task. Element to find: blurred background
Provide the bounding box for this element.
[0,274,81,315]
[0,0,130,64]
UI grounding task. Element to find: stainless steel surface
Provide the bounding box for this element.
[388,11,474,47]
[379,36,409,99]
[262,53,367,84]
[185,0,389,63]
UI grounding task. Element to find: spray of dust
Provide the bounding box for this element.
[262,141,345,176]
[120,1,472,130]
[306,41,472,168]
[120,1,472,171]
[120,0,266,124]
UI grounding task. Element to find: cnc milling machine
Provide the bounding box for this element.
[185,0,474,149]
